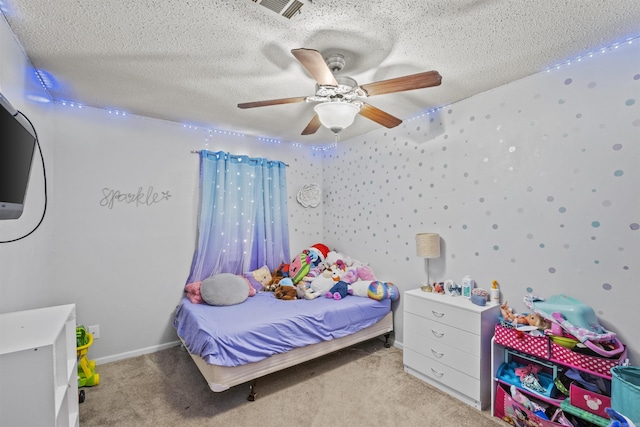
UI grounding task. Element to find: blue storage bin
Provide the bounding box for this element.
[611,366,640,425]
[497,360,557,398]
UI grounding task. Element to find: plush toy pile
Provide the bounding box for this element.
[184,243,399,304]
[270,243,399,302]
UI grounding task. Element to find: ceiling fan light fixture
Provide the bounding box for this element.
[314,102,360,134]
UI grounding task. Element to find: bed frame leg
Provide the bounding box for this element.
[383,332,391,348]
[247,379,257,401]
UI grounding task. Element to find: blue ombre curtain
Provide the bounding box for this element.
[186,150,290,283]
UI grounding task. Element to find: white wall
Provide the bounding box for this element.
[0,14,324,361]
[0,14,56,310]
[50,108,324,360]
[322,40,640,364]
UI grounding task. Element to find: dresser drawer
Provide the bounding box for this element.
[404,293,482,335]
[405,312,480,356]
[405,330,481,378]
[404,348,481,401]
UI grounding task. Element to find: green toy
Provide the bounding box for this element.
[76,326,100,387]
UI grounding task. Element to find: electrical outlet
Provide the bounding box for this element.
[88,325,100,339]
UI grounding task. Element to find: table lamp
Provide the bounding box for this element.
[416,233,440,290]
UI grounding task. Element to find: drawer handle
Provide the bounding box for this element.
[431,310,445,318]
[431,329,444,338]
[431,349,444,358]
[431,368,444,378]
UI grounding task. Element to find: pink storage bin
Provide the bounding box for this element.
[495,324,549,359]
[549,341,626,377]
[494,383,567,427]
[569,383,611,419]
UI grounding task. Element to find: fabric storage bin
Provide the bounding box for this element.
[494,383,567,427]
[497,349,559,398]
[495,324,549,359]
[550,341,626,377]
[611,366,640,424]
[569,383,610,419]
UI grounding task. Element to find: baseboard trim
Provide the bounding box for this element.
[93,340,181,365]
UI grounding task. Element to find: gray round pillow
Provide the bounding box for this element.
[201,273,249,306]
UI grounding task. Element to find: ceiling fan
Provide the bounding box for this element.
[238,48,442,136]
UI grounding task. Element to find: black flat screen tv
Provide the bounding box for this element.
[0,92,37,220]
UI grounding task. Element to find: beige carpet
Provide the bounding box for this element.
[79,339,504,427]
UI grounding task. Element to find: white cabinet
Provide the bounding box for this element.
[403,289,499,409]
[0,304,79,427]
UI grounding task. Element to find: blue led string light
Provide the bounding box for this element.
[545,35,638,72]
[46,34,640,151]
[408,34,640,122]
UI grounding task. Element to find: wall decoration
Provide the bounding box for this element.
[99,186,171,209]
[296,183,321,208]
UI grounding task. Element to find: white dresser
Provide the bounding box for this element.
[403,289,499,409]
[0,304,79,427]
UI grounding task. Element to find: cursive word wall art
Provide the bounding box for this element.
[100,186,171,209]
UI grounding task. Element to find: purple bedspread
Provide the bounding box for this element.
[174,292,391,367]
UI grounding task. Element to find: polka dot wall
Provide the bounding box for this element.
[321,40,639,361]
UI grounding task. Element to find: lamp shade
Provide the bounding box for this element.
[314,102,360,134]
[416,233,440,258]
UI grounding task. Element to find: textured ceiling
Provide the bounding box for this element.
[2,0,640,144]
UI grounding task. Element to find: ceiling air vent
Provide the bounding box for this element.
[251,0,306,19]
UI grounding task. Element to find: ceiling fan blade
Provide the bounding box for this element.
[237,96,307,109]
[301,114,322,135]
[360,70,442,97]
[291,48,339,87]
[359,103,403,128]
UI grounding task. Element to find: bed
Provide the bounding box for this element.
[174,291,393,400]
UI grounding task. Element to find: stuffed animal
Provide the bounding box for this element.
[273,278,298,300]
[289,252,311,284]
[274,262,290,278]
[356,265,376,281]
[306,243,330,267]
[263,264,289,292]
[340,268,358,284]
[301,265,324,282]
[329,264,343,281]
[243,265,272,292]
[325,281,352,300]
[308,272,336,295]
[295,280,322,300]
[367,281,399,301]
[349,280,371,297]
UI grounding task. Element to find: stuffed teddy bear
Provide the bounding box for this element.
[274,285,297,300]
[262,264,290,292]
[273,278,298,300]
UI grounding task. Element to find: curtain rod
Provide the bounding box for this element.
[190,150,289,166]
